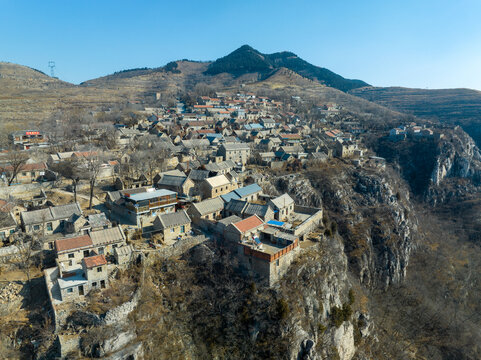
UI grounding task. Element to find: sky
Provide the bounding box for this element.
[1,0,481,90]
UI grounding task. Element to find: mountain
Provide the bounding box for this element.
[205,45,369,92]
[350,86,481,145]
[0,61,73,90]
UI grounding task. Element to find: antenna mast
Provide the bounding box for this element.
[48,61,56,78]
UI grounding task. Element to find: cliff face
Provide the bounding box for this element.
[427,128,481,203]
[273,162,417,290]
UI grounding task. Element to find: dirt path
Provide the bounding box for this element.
[51,188,102,206]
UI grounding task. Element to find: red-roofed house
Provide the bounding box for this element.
[82,254,109,291]
[224,215,264,243]
[55,235,94,268]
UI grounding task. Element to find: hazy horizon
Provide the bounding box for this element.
[2,0,481,90]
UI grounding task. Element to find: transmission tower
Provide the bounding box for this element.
[48,61,56,78]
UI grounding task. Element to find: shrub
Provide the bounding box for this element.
[331,221,338,234]
[276,298,290,320]
[348,289,355,305]
[330,303,353,328]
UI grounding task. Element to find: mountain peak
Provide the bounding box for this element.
[205,46,368,92]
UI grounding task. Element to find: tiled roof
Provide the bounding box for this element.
[233,215,264,233]
[154,210,191,229]
[0,212,16,229]
[90,226,125,246]
[21,202,82,225]
[190,198,224,216]
[83,254,107,269]
[55,235,93,252]
[157,175,187,187]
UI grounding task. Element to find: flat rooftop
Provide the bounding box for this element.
[57,268,87,290]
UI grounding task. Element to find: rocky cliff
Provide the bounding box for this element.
[272,161,417,290]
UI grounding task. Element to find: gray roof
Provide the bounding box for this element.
[157,175,187,187]
[181,139,210,148]
[217,215,242,226]
[90,226,125,246]
[114,244,133,257]
[221,143,250,151]
[0,212,16,229]
[225,199,248,214]
[188,169,210,181]
[243,203,272,218]
[204,160,236,172]
[154,210,191,229]
[269,194,294,209]
[190,198,224,216]
[21,202,82,226]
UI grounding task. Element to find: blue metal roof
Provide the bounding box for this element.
[234,184,262,198]
[220,192,241,203]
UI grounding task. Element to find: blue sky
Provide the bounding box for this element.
[1,0,481,90]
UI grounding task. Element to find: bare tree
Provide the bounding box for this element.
[78,150,104,209]
[12,232,41,301]
[1,149,29,186]
[49,158,83,202]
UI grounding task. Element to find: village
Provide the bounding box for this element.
[0,90,446,352]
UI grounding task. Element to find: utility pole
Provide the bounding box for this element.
[48,61,56,78]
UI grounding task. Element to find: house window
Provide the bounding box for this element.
[83,250,90,257]
[180,225,185,233]
[31,172,35,177]
[33,225,40,231]
[98,247,104,254]
[92,282,97,287]
[46,222,53,231]
[9,229,14,234]
[68,253,74,259]
[0,232,5,240]
[67,288,73,293]
[97,266,102,272]
[170,228,175,233]
[49,242,53,250]
[22,172,27,176]
[276,259,280,266]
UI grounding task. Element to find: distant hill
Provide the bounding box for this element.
[350,86,481,145]
[0,62,73,90]
[205,45,369,92]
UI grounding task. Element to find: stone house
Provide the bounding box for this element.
[223,215,265,244]
[55,226,126,270]
[236,228,299,286]
[156,175,195,197]
[21,202,82,236]
[268,194,295,221]
[201,175,237,199]
[81,255,109,291]
[187,197,224,222]
[0,212,18,243]
[153,210,191,242]
[218,143,251,165]
[2,162,48,184]
[57,254,109,301]
[334,140,359,158]
[106,187,177,226]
